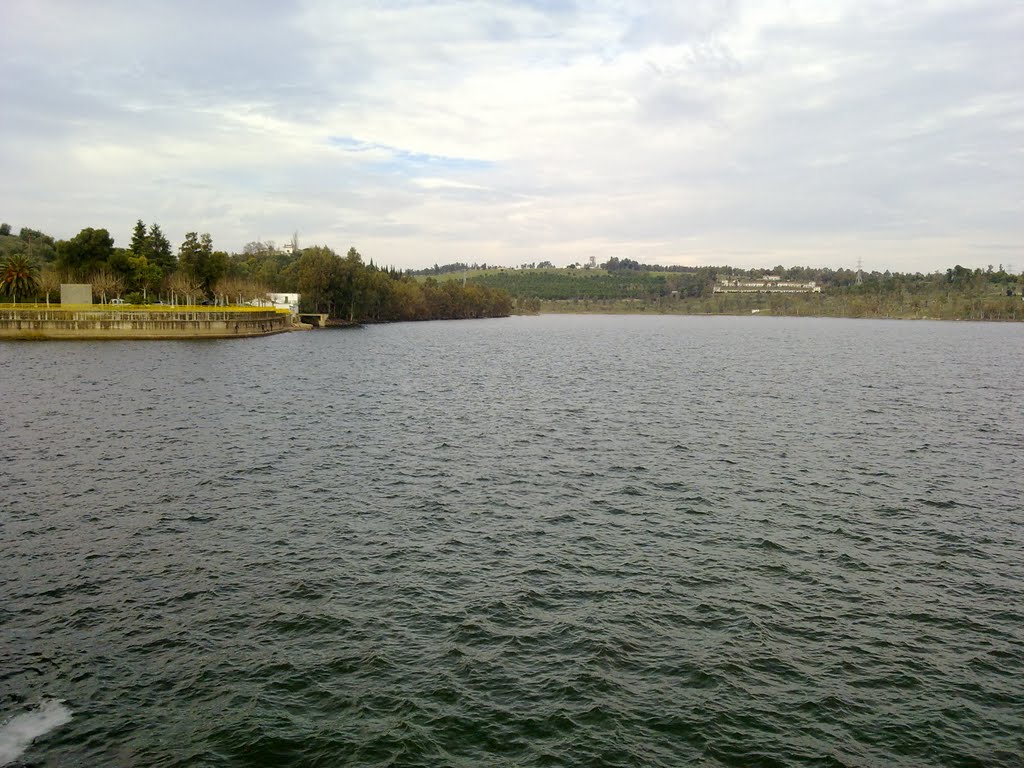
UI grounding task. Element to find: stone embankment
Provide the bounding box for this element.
[0,307,300,340]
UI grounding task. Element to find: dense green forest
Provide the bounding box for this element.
[0,222,512,322]
[293,246,511,321]
[440,261,1024,321]
[2,219,1021,321]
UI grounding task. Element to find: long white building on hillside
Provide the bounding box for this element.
[713,276,821,293]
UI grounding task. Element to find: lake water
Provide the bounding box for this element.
[1,315,1022,767]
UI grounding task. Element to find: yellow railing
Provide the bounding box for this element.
[0,303,290,314]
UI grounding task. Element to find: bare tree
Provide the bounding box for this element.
[38,268,61,306]
[212,276,232,306]
[210,277,269,307]
[243,240,276,257]
[213,276,247,306]
[244,280,270,304]
[90,270,124,304]
[166,271,201,306]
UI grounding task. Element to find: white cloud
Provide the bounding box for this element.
[0,0,1020,271]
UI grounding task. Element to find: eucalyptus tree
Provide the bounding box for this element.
[296,245,340,316]
[56,228,114,277]
[178,232,206,278]
[178,232,225,294]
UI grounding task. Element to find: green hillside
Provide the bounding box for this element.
[448,265,1024,321]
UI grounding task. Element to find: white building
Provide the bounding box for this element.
[713,278,820,294]
[252,293,300,313]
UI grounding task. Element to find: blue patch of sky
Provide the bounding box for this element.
[510,0,577,15]
[327,136,494,173]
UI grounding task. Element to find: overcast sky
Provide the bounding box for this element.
[1,0,1021,272]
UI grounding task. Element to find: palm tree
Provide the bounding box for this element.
[0,254,39,304]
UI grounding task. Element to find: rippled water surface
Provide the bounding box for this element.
[2,315,1023,767]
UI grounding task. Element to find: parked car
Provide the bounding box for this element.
[109,298,126,305]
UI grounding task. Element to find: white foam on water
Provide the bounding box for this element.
[0,699,73,766]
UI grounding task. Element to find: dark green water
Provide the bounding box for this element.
[1,315,1022,767]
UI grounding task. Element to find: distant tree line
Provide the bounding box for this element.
[0,221,513,321]
[417,260,1024,321]
[298,247,511,321]
[3,220,1020,321]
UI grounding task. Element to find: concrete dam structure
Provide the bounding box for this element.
[0,307,298,340]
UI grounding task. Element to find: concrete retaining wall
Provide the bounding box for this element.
[0,308,295,339]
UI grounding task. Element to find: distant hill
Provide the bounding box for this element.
[411,264,1023,322]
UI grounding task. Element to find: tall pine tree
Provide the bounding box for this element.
[148,223,174,272]
[129,219,148,257]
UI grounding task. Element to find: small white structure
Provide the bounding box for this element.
[252,293,300,313]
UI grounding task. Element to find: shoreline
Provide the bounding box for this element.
[519,303,1024,323]
[0,306,297,340]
